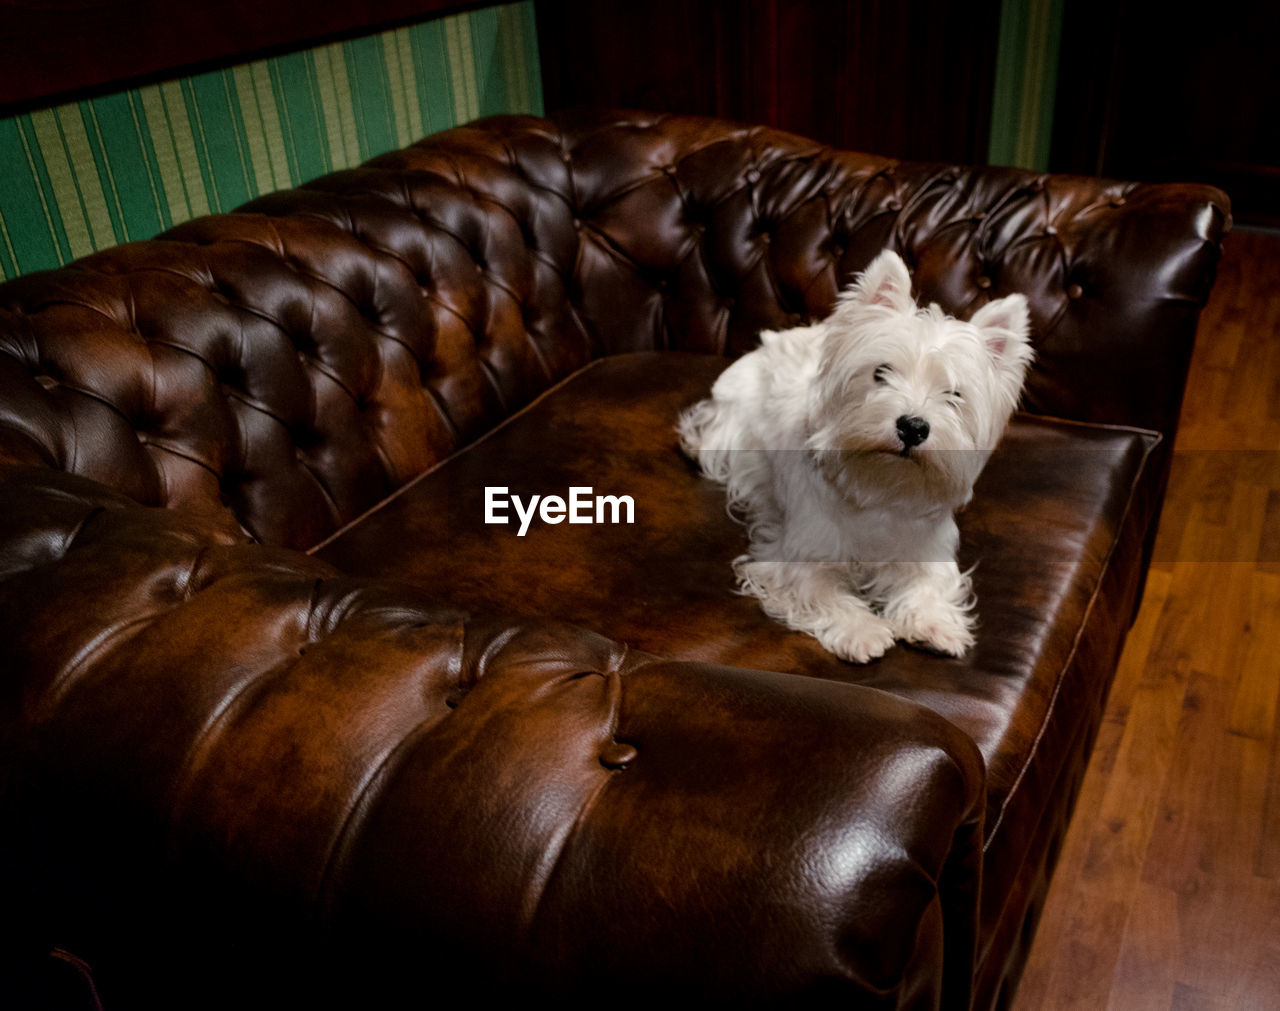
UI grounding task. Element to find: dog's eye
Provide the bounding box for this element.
[945,390,964,407]
[873,364,892,384]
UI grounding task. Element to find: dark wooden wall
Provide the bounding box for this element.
[535,0,1004,165]
[539,0,1278,226]
[1051,0,1278,227]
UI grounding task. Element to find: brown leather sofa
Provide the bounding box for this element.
[0,112,1229,1009]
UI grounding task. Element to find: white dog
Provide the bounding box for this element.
[677,249,1033,662]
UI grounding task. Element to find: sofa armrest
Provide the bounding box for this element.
[903,167,1230,440]
[1,465,984,1007]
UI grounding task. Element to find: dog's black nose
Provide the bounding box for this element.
[896,415,931,448]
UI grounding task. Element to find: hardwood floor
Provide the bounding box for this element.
[1015,230,1280,1009]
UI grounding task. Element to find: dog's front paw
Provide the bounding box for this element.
[890,604,975,658]
[815,613,897,663]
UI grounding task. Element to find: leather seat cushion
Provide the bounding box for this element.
[313,351,1162,952]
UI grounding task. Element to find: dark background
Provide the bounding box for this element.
[1,0,1275,226]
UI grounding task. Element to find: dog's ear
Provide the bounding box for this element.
[971,293,1032,361]
[842,249,915,314]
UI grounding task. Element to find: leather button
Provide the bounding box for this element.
[1045,225,1058,236]
[976,276,992,289]
[1067,283,1084,299]
[600,741,637,769]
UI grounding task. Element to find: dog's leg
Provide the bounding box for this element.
[734,559,896,663]
[878,561,976,657]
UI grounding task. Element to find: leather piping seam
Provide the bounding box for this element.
[982,426,1162,852]
[305,354,614,554]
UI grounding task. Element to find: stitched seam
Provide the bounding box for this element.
[305,355,615,554]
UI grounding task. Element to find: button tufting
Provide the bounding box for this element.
[1045,225,1058,236]
[599,741,637,769]
[976,276,993,289]
[1067,283,1084,299]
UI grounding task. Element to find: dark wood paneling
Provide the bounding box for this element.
[1052,0,1279,226]
[0,0,488,113]
[536,0,1002,164]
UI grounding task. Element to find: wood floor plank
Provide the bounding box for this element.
[1104,881,1179,1011]
[1227,571,1280,741]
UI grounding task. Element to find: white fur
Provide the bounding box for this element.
[677,249,1033,662]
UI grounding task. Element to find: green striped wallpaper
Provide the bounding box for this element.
[0,1,542,280]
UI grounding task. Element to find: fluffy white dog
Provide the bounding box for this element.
[677,249,1033,662]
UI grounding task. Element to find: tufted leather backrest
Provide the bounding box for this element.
[518,112,1228,435]
[0,112,1229,549]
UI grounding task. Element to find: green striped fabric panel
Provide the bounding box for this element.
[0,1,542,280]
[987,0,1064,172]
